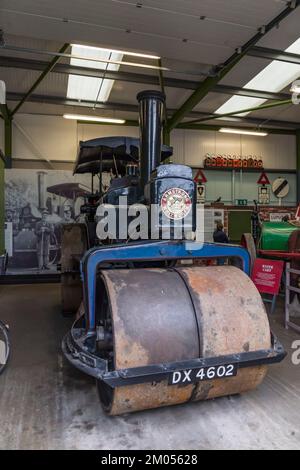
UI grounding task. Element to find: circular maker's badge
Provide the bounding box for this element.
[161,188,192,220]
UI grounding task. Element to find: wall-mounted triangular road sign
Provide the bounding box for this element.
[257,172,270,185]
[194,169,207,183]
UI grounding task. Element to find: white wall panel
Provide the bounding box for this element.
[12,115,77,161]
[241,134,296,170]
[4,114,296,171]
[215,132,242,157]
[175,130,296,170]
[181,130,215,166]
[170,129,185,164]
[78,123,139,142]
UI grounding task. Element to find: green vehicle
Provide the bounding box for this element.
[260,221,299,252]
[241,219,300,277]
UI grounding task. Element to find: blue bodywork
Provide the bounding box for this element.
[62,239,285,388]
[81,240,250,331]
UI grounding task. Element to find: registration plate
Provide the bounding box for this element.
[168,364,238,385]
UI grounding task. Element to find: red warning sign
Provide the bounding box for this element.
[194,169,207,183]
[257,172,270,185]
[251,259,284,295]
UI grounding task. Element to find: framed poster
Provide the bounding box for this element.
[204,209,224,242]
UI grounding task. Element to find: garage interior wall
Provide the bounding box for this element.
[0,114,297,215]
[0,115,295,168]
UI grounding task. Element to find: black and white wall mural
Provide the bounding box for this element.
[4,169,96,275]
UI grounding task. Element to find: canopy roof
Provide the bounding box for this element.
[73,136,173,175]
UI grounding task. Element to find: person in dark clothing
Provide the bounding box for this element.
[213,223,229,266]
[213,223,229,244]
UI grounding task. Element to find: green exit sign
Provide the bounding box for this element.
[236,199,248,206]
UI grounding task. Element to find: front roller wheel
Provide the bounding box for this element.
[95,266,271,415]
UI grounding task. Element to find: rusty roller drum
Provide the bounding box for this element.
[96,266,271,415]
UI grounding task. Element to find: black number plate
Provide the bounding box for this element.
[168,364,238,385]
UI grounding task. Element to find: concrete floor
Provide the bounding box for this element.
[0,283,299,450]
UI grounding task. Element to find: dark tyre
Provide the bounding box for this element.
[0,321,10,375]
[241,233,257,274]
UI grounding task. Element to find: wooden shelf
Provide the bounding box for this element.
[191,167,296,174]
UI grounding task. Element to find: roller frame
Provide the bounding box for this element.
[81,240,252,330]
[63,324,285,387]
[62,240,286,388]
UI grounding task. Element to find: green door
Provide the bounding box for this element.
[228,210,252,243]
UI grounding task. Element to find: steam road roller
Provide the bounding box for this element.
[62,91,286,415]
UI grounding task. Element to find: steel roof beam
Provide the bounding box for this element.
[6,91,298,129]
[248,46,300,65]
[78,118,295,135]
[0,103,10,121]
[166,1,300,131]
[176,123,295,135]
[213,84,290,101]
[0,55,291,102]
[10,43,70,116]
[182,99,292,126]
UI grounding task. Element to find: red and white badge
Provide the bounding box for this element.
[161,188,192,220]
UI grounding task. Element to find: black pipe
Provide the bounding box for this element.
[137,90,165,190]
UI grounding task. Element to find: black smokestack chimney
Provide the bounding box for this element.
[137,90,165,190]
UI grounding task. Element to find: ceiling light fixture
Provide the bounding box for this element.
[2,45,166,71]
[71,43,160,60]
[66,43,165,105]
[215,37,300,116]
[219,128,268,137]
[63,114,126,124]
[67,44,123,103]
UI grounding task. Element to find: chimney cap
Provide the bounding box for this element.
[137,90,165,103]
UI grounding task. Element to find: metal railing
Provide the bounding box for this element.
[285,262,300,334]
